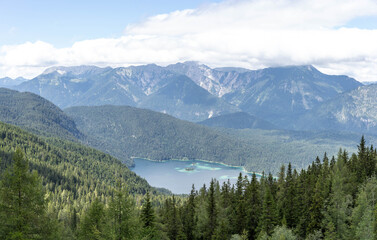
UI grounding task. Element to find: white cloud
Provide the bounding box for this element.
[1,0,377,82]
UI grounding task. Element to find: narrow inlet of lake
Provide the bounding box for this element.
[131,158,257,194]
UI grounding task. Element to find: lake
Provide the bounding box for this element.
[131,158,257,194]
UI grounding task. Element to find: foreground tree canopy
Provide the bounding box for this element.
[1,133,377,239]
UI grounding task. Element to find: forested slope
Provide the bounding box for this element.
[0,121,155,220]
[2,132,375,239]
[151,137,377,239]
[65,105,367,173]
[0,88,82,141]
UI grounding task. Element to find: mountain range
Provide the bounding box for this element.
[0,77,27,87]
[293,84,377,134]
[166,62,362,125]
[15,64,236,121]
[11,62,363,127]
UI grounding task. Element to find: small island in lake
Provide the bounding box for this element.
[185,162,196,171]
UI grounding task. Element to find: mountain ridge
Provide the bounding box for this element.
[12,62,363,126]
[65,104,367,173]
[294,84,377,134]
[0,88,83,140]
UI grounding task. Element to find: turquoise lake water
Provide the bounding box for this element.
[131,158,256,194]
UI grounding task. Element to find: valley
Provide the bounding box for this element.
[1,63,377,239]
[2,62,377,176]
[3,1,377,238]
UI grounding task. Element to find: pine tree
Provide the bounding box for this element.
[140,192,164,239]
[182,185,196,240]
[71,207,78,232]
[283,163,296,228]
[194,184,209,240]
[165,196,185,240]
[259,184,277,236]
[322,152,353,240]
[108,180,139,240]
[206,179,218,239]
[77,198,111,240]
[141,191,155,226]
[245,173,261,240]
[351,177,377,239]
[0,148,53,239]
[214,181,232,239]
[307,179,324,234]
[276,165,285,222]
[355,135,374,182]
[235,173,246,234]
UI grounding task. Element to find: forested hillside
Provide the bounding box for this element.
[66,105,367,173]
[0,121,160,238]
[2,131,376,239]
[0,88,82,140]
[146,136,377,239]
[0,87,363,175]
[198,112,277,130]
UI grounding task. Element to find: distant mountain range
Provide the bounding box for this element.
[166,62,361,125]
[12,61,377,136]
[15,64,236,121]
[0,77,27,87]
[294,84,377,134]
[10,62,362,126]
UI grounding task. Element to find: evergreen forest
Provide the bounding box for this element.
[1,119,377,239]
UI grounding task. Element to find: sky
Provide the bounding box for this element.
[1,0,377,82]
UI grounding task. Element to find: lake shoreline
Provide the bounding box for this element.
[130,156,264,178]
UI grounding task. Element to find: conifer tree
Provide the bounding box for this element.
[351,177,377,239]
[165,196,185,240]
[283,163,296,228]
[235,173,246,234]
[259,184,277,236]
[140,192,165,240]
[276,165,286,222]
[108,180,139,240]
[71,207,78,232]
[194,184,209,240]
[322,151,352,240]
[321,153,331,200]
[0,148,53,239]
[245,173,261,240]
[354,136,375,182]
[77,198,111,240]
[182,185,196,240]
[307,179,324,234]
[141,192,155,228]
[206,179,218,239]
[214,181,232,239]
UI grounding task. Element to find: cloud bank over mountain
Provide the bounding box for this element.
[1,0,377,82]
